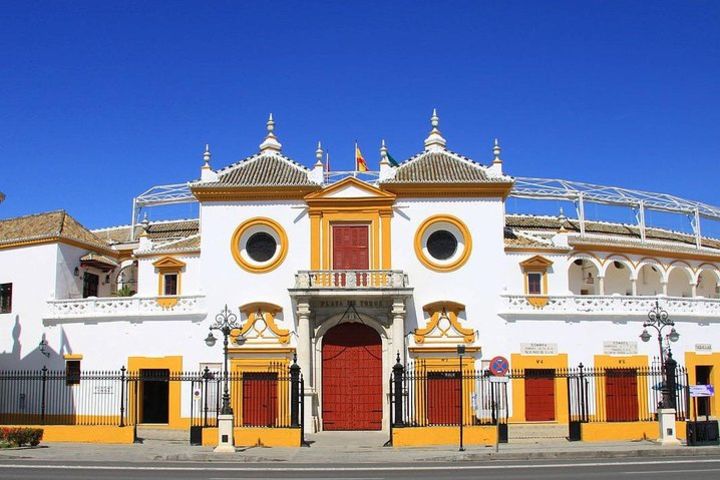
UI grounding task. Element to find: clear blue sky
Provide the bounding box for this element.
[1,1,719,233]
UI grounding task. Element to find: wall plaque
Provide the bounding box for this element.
[603,341,638,355]
[696,343,713,354]
[520,343,558,355]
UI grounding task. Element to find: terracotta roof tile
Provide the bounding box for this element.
[383,150,512,184]
[198,153,317,188]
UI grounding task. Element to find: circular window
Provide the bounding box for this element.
[231,218,288,273]
[414,214,472,272]
[426,230,458,260]
[246,232,277,263]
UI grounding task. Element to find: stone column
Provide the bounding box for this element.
[295,299,315,432]
[391,297,407,364]
[661,280,668,296]
[691,281,697,298]
[630,277,638,296]
[597,275,605,295]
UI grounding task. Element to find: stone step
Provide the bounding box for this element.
[507,423,568,440]
[135,427,188,442]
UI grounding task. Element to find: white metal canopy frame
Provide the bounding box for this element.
[130,175,720,246]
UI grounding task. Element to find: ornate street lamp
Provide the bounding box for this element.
[640,300,680,408]
[205,304,242,415]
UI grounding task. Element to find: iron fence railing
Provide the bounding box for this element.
[0,363,304,434]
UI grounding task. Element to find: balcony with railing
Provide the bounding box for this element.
[500,294,720,320]
[43,294,206,324]
[290,270,411,296]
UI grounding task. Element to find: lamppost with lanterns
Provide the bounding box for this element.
[205,305,242,416]
[639,300,680,408]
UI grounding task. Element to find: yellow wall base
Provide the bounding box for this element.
[582,421,687,442]
[6,425,136,444]
[392,426,497,447]
[201,427,301,447]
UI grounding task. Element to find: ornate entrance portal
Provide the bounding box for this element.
[322,322,382,430]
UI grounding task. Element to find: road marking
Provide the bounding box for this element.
[1,458,720,472]
[629,468,720,474]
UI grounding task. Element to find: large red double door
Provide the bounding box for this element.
[322,323,382,430]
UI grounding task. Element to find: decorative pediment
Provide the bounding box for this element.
[414,301,475,344]
[231,302,289,345]
[304,177,396,207]
[519,255,553,271]
[152,256,186,270]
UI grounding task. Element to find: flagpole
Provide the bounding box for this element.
[354,140,358,178]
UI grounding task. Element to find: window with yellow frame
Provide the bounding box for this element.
[152,256,186,308]
[519,255,553,307]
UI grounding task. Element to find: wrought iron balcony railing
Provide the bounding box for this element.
[293,270,409,289]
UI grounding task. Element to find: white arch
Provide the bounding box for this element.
[599,255,635,278]
[568,253,603,272]
[601,257,634,296]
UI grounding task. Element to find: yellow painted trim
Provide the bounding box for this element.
[230,217,288,274]
[519,255,553,269]
[685,351,720,418]
[152,256,186,268]
[383,182,513,199]
[192,185,320,202]
[63,354,83,360]
[582,421,687,442]
[304,176,396,207]
[380,210,392,269]
[414,214,473,272]
[6,425,135,444]
[409,346,482,354]
[233,303,290,344]
[309,212,321,270]
[154,255,183,304]
[127,356,183,429]
[201,427,301,447]
[510,353,569,423]
[0,237,118,257]
[526,296,549,308]
[227,347,296,354]
[322,214,379,270]
[156,297,179,309]
[505,247,570,254]
[392,425,497,447]
[414,302,474,344]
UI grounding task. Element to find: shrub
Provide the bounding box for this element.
[0,427,43,447]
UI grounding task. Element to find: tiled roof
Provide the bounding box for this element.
[506,214,720,251]
[145,234,201,254]
[198,153,318,188]
[504,227,560,249]
[0,210,112,253]
[382,150,513,184]
[93,219,199,246]
[79,252,119,268]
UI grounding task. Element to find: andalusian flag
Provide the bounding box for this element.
[355,143,368,172]
[386,151,400,167]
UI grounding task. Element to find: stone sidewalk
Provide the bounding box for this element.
[0,431,717,464]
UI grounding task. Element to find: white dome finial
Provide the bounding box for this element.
[203,143,211,167]
[259,113,282,153]
[493,138,502,164]
[424,108,446,151]
[315,141,324,165]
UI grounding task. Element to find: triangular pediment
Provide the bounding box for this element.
[152,256,186,269]
[519,255,553,270]
[304,177,396,206]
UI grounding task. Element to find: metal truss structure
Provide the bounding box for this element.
[131,175,720,246]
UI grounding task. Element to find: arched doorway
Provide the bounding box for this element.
[322,322,382,430]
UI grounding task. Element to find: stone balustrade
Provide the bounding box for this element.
[500,294,720,318]
[44,295,206,322]
[293,270,409,289]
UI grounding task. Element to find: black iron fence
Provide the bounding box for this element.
[389,359,509,429]
[0,363,303,435]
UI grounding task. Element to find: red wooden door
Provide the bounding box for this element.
[333,225,369,270]
[427,371,460,425]
[605,369,638,422]
[525,369,556,421]
[242,373,278,427]
[322,323,382,430]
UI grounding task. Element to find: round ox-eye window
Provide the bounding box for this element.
[231,217,288,273]
[426,230,458,260]
[414,214,472,272]
[246,232,277,263]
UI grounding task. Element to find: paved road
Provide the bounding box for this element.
[2,456,720,479]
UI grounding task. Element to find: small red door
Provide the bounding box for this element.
[322,323,382,430]
[525,369,556,421]
[427,371,460,425]
[242,373,278,427]
[605,369,638,422]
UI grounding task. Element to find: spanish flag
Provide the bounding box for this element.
[355,143,368,172]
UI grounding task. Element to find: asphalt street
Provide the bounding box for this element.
[1,456,720,480]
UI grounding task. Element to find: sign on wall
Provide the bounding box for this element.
[695,344,713,354]
[520,343,558,355]
[603,341,638,355]
[689,385,715,397]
